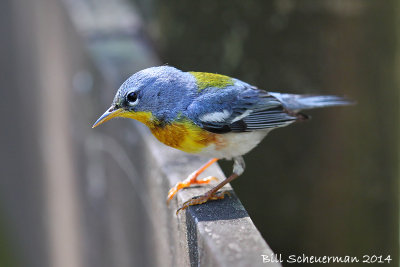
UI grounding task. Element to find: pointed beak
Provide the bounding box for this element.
[92,106,124,128]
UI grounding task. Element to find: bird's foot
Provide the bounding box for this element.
[167,158,219,203]
[176,190,231,215]
[167,174,218,203]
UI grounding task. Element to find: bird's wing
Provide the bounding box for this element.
[186,81,298,133]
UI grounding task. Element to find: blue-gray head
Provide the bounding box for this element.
[92,66,196,128]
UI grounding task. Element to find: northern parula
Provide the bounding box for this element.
[93,66,352,214]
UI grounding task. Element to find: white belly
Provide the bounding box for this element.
[197,130,270,159]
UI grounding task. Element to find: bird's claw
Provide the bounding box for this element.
[176,191,231,215]
[167,176,218,204]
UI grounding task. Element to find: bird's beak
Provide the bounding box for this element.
[92,106,124,128]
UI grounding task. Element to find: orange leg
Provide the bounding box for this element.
[176,156,245,214]
[167,158,219,203]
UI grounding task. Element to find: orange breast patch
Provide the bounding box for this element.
[150,120,216,153]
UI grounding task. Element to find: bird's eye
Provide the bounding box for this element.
[126,92,138,104]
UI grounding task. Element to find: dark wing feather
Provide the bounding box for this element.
[202,106,297,133]
[186,81,299,133]
[202,120,247,133]
[242,106,298,130]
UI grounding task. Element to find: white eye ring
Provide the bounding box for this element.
[126,91,139,106]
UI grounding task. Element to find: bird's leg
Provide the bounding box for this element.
[167,158,219,203]
[176,156,245,214]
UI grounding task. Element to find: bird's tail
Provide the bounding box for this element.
[269,92,354,111]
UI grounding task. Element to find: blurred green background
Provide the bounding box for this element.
[0,0,398,266]
[135,0,398,263]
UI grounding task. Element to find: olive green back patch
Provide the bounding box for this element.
[189,72,234,91]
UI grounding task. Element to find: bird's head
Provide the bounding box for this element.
[92,66,194,128]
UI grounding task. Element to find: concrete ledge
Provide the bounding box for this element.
[138,123,278,266]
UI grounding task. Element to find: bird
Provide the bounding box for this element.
[92,66,353,214]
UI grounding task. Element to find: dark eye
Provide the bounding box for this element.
[126,92,138,103]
